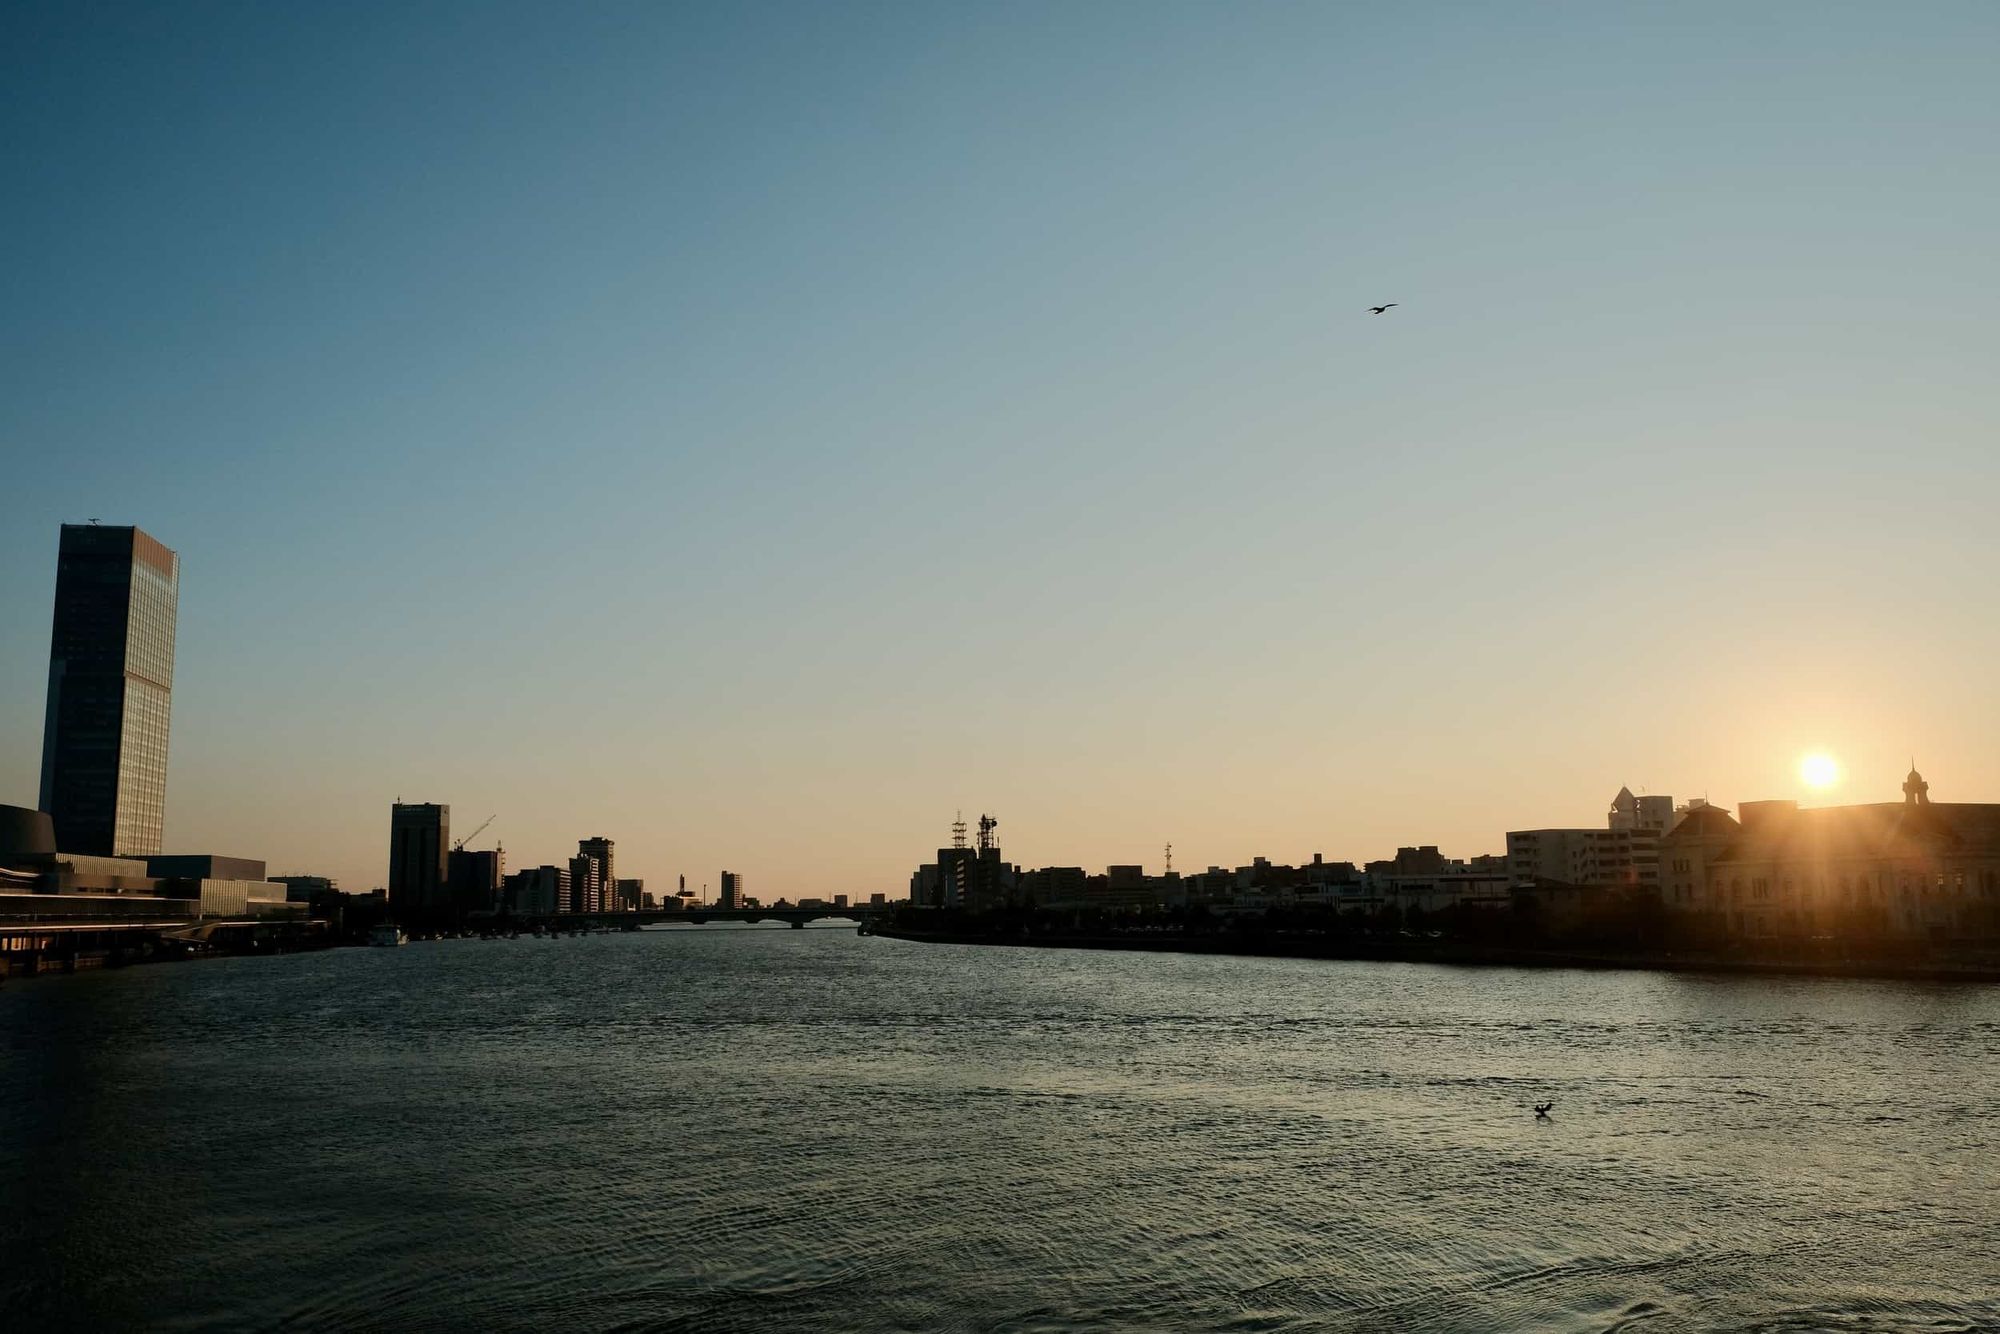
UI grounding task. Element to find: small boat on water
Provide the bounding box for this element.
[368,924,407,947]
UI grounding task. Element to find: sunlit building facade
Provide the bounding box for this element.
[1507,787,1673,890]
[39,524,180,857]
[1665,770,2000,941]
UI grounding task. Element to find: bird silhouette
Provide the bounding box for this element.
[1368,304,1398,314]
[1534,1101,1554,1119]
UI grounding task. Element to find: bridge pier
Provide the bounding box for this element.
[790,919,805,928]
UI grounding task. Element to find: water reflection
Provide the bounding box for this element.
[3,932,1996,1331]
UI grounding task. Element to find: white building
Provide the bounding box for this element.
[1508,786,1674,889]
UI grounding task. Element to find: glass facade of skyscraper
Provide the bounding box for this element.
[39,525,180,857]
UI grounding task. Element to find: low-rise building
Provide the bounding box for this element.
[271,874,337,903]
[504,865,570,916]
[183,878,295,918]
[1507,787,1676,890]
[1018,865,1088,908]
[1665,770,2000,941]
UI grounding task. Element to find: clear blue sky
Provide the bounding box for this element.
[5,1,1998,896]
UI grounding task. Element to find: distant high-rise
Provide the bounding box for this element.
[718,870,742,910]
[578,836,616,910]
[389,802,450,910]
[39,524,180,857]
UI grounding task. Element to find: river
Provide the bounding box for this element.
[3,927,1996,1331]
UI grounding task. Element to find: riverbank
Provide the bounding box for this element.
[870,925,2000,982]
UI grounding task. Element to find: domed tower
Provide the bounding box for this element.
[1902,765,1930,806]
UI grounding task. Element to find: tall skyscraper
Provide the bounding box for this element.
[389,802,450,910]
[578,836,615,909]
[39,524,180,857]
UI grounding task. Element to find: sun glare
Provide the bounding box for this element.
[1800,752,1840,790]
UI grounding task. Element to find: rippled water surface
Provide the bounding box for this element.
[4,929,1998,1331]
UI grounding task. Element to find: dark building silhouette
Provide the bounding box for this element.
[448,846,504,914]
[0,805,58,862]
[911,813,1015,906]
[933,845,974,906]
[503,864,569,915]
[39,524,180,856]
[1015,865,1086,906]
[389,802,449,911]
[1366,846,1449,879]
[718,870,742,910]
[271,874,337,904]
[578,836,616,910]
[146,853,266,881]
[1095,864,1151,909]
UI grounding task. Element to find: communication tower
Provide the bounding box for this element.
[977,813,997,852]
[952,812,967,849]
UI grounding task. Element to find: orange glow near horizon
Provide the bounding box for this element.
[1800,753,1841,791]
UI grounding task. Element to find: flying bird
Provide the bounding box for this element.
[1368,304,1398,315]
[1534,1102,1554,1119]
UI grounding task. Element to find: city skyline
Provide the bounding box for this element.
[7,2,2000,897]
[4,523,1978,900]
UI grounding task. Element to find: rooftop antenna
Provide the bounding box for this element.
[1165,842,1173,874]
[952,811,967,850]
[977,813,997,852]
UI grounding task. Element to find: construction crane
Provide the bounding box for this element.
[454,814,495,851]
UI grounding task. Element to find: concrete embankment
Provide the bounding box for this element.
[868,927,2000,983]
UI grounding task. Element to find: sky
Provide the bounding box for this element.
[4,1,1999,898]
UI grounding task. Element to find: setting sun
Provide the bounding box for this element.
[1800,752,1841,790]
